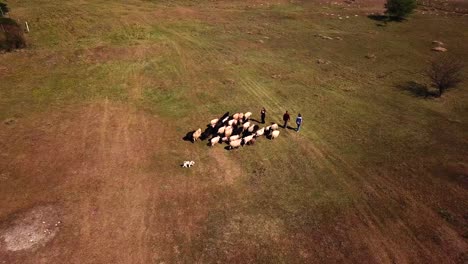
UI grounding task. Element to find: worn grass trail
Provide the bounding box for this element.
[0,0,467,263]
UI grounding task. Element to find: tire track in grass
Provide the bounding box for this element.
[159,25,290,117]
[243,76,284,112]
[295,129,467,262]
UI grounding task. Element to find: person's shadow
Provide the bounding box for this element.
[286,125,296,131]
[249,118,262,124]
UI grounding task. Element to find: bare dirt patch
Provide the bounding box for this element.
[0,205,61,253]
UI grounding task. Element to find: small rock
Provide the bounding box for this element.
[271,74,282,79]
[365,54,377,60]
[432,40,444,46]
[258,39,264,44]
[223,79,235,85]
[432,46,447,52]
[316,59,330,64]
[3,118,16,125]
[335,36,343,40]
[0,66,9,74]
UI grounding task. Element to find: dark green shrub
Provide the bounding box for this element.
[0,18,26,51]
[0,2,9,16]
[385,0,417,20]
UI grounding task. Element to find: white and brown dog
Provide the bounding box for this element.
[182,161,195,168]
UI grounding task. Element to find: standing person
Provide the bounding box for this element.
[282,111,290,128]
[296,113,303,132]
[260,107,266,124]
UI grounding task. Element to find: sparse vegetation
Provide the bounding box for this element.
[0,2,9,16]
[385,0,417,19]
[426,55,464,97]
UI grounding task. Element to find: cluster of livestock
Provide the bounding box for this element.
[190,111,280,150]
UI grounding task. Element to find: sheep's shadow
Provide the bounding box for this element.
[182,131,195,143]
[224,145,231,151]
[200,125,215,140]
[219,112,230,122]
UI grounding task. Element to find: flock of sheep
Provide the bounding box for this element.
[190,111,280,150]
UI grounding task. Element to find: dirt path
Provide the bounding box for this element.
[0,101,167,263]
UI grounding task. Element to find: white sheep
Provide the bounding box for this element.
[271,130,280,140]
[210,136,220,146]
[221,136,229,142]
[228,119,235,126]
[225,126,233,138]
[256,127,265,137]
[248,124,256,133]
[239,113,244,120]
[244,112,252,120]
[229,139,242,149]
[218,126,226,135]
[229,135,240,141]
[210,118,219,128]
[242,121,251,131]
[271,123,279,130]
[192,128,202,142]
[242,134,255,145]
[233,113,240,120]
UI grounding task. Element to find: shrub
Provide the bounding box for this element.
[385,0,417,20]
[426,56,464,97]
[0,2,9,16]
[0,18,27,51]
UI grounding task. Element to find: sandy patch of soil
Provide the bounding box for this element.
[0,205,61,252]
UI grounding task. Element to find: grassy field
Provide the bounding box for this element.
[1,0,467,263]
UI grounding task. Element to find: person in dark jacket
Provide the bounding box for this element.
[260,107,266,124]
[283,111,290,128]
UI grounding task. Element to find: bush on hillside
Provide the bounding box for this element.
[0,2,9,16]
[426,56,464,97]
[0,18,27,51]
[385,0,417,20]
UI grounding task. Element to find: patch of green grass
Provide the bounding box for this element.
[142,85,193,118]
